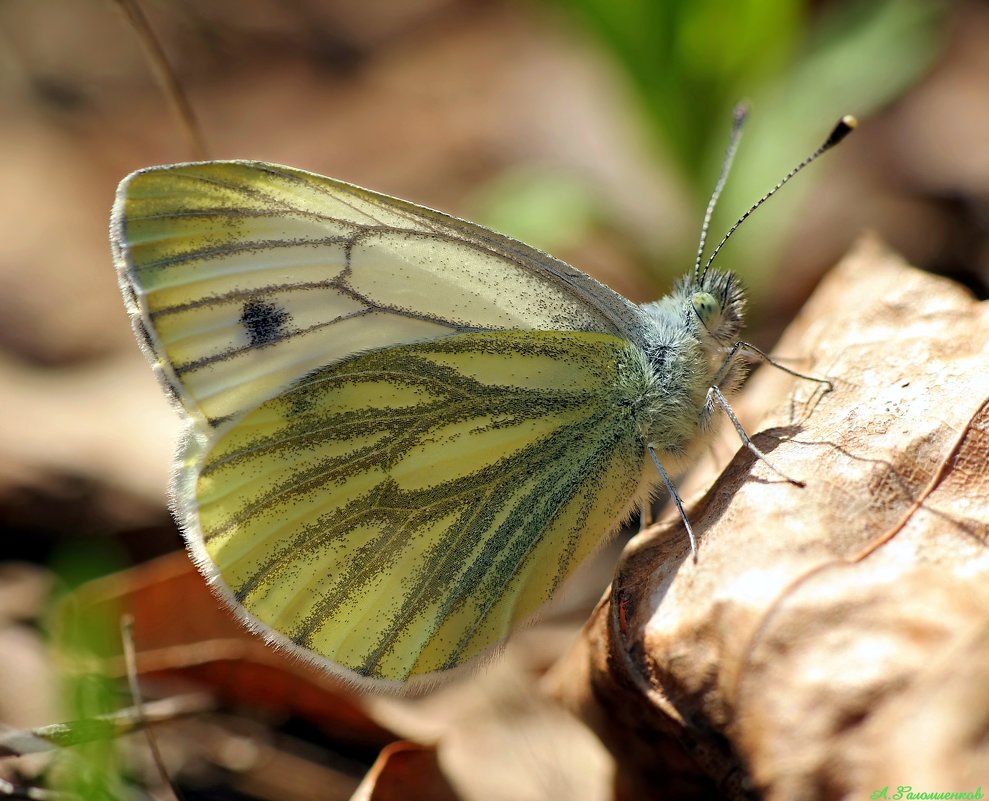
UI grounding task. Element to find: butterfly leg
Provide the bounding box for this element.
[703,340,830,486]
[728,340,833,390]
[639,500,654,530]
[705,385,803,486]
[648,447,698,561]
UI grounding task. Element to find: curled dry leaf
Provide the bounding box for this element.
[350,741,461,801]
[548,238,989,801]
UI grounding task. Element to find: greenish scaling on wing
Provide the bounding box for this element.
[110,111,855,688]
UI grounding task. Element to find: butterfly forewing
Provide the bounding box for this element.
[179,331,649,684]
[111,161,643,427]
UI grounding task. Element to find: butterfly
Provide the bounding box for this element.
[110,110,855,689]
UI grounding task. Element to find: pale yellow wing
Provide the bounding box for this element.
[179,330,651,687]
[110,161,643,427]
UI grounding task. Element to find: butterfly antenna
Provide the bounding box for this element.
[701,115,857,281]
[694,103,748,283]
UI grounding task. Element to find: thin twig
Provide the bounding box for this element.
[110,0,208,160]
[0,694,215,756]
[120,615,184,801]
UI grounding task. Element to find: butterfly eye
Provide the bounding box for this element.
[691,291,722,330]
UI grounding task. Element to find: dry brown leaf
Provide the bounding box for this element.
[364,633,614,801]
[549,238,989,801]
[350,741,462,801]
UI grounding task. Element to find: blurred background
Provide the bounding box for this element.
[0,0,986,798]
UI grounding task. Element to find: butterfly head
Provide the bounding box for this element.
[685,268,745,348]
[634,267,745,380]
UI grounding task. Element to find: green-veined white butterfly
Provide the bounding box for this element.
[110,110,855,689]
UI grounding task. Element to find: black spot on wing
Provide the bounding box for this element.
[241,299,290,347]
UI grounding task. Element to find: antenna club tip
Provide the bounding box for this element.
[732,101,749,123]
[825,115,858,148]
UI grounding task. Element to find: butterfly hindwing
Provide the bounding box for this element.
[178,330,650,685]
[111,161,643,427]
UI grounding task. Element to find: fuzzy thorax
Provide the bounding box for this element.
[625,267,747,461]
